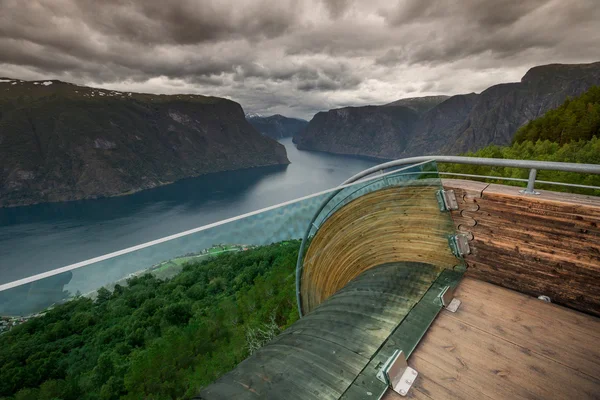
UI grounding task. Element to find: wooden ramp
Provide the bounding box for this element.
[383,278,600,400]
[197,262,452,400]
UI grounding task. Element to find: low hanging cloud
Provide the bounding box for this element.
[1,0,599,119]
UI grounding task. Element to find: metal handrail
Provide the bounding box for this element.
[370,170,600,191]
[295,156,600,317]
[342,156,600,185]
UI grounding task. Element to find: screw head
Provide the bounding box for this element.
[400,389,406,395]
[405,379,412,384]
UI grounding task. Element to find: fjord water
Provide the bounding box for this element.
[0,138,378,285]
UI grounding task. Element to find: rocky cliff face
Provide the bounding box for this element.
[0,79,289,207]
[440,62,600,154]
[384,95,450,114]
[295,62,600,159]
[247,114,308,139]
[295,105,418,158]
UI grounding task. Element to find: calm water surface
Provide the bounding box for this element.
[0,138,379,285]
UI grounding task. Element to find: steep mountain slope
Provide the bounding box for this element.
[440,62,600,154]
[246,114,308,139]
[295,62,600,159]
[294,105,418,158]
[0,79,289,207]
[402,93,479,156]
[384,95,450,114]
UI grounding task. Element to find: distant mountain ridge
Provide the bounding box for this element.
[384,95,450,114]
[0,78,289,207]
[295,62,600,159]
[247,114,308,140]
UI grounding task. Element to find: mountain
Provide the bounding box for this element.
[0,78,289,207]
[292,106,418,158]
[384,95,450,114]
[246,114,308,140]
[295,62,600,159]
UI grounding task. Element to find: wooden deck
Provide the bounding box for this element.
[383,277,600,400]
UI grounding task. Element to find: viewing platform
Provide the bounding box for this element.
[1,157,599,399]
[199,158,600,399]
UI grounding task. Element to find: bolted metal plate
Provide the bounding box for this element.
[436,189,459,211]
[519,189,541,195]
[378,350,418,396]
[449,234,471,257]
[446,298,461,312]
[439,285,461,312]
[392,366,418,396]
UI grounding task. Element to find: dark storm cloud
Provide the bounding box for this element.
[1,0,300,46]
[1,0,599,119]
[384,0,547,28]
[322,0,353,19]
[380,0,598,65]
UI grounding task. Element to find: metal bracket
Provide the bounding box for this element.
[376,350,418,396]
[436,190,459,211]
[439,286,461,312]
[449,234,470,257]
[537,295,551,302]
[519,189,540,195]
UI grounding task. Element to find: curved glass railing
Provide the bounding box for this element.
[0,161,443,317]
[199,160,465,399]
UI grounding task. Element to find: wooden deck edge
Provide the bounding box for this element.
[442,179,600,317]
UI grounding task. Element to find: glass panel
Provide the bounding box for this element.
[199,160,467,399]
[0,162,448,316]
[299,161,463,314]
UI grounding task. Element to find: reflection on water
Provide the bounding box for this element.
[0,139,380,285]
[0,272,72,315]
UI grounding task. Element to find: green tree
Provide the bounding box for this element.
[0,241,301,399]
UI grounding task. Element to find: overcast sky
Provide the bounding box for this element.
[1,0,599,119]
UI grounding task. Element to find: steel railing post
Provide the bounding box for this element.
[520,168,540,195]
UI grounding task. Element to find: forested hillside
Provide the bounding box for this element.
[0,242,300,400]
[512,86,600,144]
[442,86,600,194]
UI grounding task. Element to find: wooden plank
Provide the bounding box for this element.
[484,182,600,208]
[454,278,600,341]
[382,278,600,400]
[280,317,385,356]
[465,253,600,316]
[442,179,600,316]
[414,316,600,399]
[383,354,495,400]
[441,179,489,195]
[450,280,600,377]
